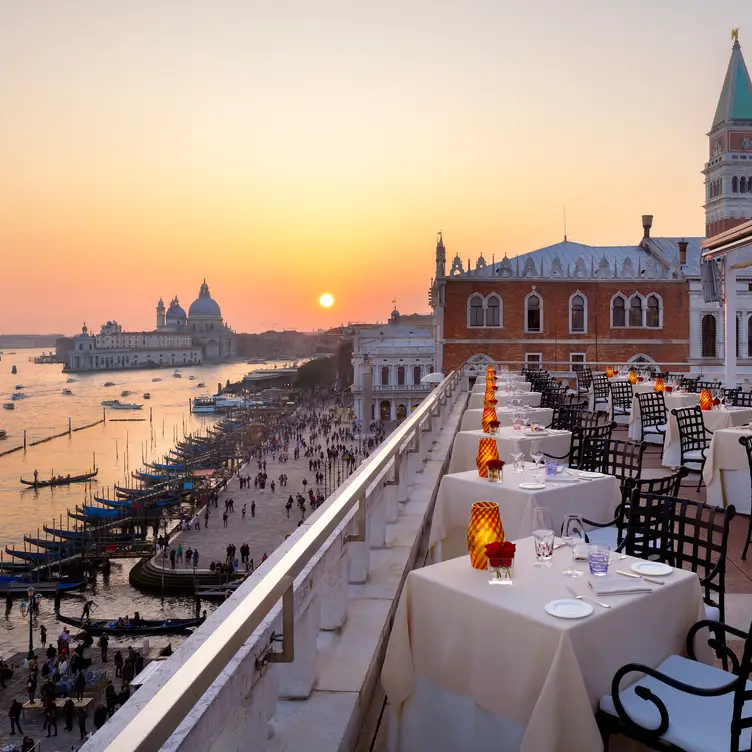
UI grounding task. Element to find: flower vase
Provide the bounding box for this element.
[488,557,514,584]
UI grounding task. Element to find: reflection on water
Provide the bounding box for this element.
[0,350,280,653]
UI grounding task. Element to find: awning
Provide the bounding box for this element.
[191,469,216,478]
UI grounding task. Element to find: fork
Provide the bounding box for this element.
[566,585,611,609]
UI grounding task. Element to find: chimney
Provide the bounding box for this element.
[641,214,653,239]
[678,240,688,265]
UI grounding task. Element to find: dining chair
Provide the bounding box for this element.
[547,402,587,431]
[680,375,698,393]
[544,420,616,469]
[723,387,740,403]
[636,393,668,452]
[597,617,752,751]
[579,438,646,482]
[592,374,610,410]
[575,367,593,396]
[737,435,752,560]
[540,382,566,409]
[670,405,713,490]
[609,381,634,422]
[581,467,688,551]
[696,379,720,392]
[734,390,752,408]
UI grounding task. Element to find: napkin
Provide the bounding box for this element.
[545,474,579,483]
[590,574,651,595]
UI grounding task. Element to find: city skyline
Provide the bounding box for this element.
[0,1,747,333]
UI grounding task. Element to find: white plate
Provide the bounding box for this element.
[544,599,593,619]
[630,561,672,577]
[578,471,604,480]
[519,482,546,490]
[523,429,548,437]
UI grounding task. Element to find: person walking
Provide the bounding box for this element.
[9,698,23,735]
[222,510,228,527]
[98,632,109,662]
[176,543,183,563]
[63,697,75,731]
[77,705,88,740]
[169,548,176,569]
[251,500,256,518]
[44,697,57,737]
[192,548,199,568]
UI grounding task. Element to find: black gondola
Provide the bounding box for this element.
[57,612,206,636]
[20,469,98,488]
[42,525,141,542]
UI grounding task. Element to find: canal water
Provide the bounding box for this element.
[0,349,285,654]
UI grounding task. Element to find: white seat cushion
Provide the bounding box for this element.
[705,604,721,621]
[683,449,707,462]
[599,654,752,752]
[587,525,619,549]
[644,422,668,434]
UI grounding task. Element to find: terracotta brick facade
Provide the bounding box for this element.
[440,279,690,373]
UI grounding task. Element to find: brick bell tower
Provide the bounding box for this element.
[704,30,752,237]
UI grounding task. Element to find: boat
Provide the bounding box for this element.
[12,392,26,400]
[20,469,99,488]
[101,399,120,406]
[42,525,140,542]
[196,382,206,388]
[110,403,143,410]
[76,505,125,519]
[56,612,206,636]
[66,377,76,383]
[0,430,7,439]
[188,375,196,380]
[62,389,73,396]
[143,392,151,399]
[0,580,86,595]
[14,384,24,389]
[120,390,131,397]
[149,461,184,471]
[152,377,162,382]
[103,381,116,387]
[23,536,82,550]
[173,373,182,379]
[5,547,61,563]
[193,396,217,413]
[3,403,14,410]
[246,358,268,364]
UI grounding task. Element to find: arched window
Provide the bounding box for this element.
[525,292,542,333]
[628,295,643,327]
[468,294,484,327]
[701,314,716,358]
[570,293,586,333]
[645,294,661,328]
[381,366,390,386]
[748,315,752,357]
[485,294,502,327]
[748,177,752,193]
[413,365,422,385]
[611,295,626,327]
[741,179,746,194]
[397,366,405,386]
[733,176,739,193]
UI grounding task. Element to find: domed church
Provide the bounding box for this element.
[156,280,237,361]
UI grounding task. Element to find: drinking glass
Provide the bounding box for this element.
[530,440,543,466]
[561,514,585,577]
[587,544,610,576]
[510,441,523,473]
[532,506,554,567]
[725,396,733,410]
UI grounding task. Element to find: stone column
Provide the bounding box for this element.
[725,257,738,386]
[362,367,372,427]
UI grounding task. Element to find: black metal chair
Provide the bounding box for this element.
[547,402,588,431]
[622,490,735,623]
[575,367,593,396]
[696,379,719,392]
[737,435,752,560]
[610,381,634,421]
[734,390,752,407]
[582,467,688,551]
[580,438,646,483]
[635,392,668,451]
[540,382,566,409]
[597,618,752,751]
[592,374,610,410]
[723,387,740,403]
[543,420,616,469]
[680,375,698,393]
[670,405,713,490]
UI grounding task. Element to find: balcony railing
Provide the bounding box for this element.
[92,370,462,752]
[370,383,431,391]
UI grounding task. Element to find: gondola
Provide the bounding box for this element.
[77,505,126,519]
[57,612,206,636]
[4,547,61,562]
[149,461,184,471]
[23,536,81,550]
[20,469,98,488]
[0,579,86,595]
[42,525,141,542]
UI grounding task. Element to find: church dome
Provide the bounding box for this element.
[188,280,222,318]
[166,296,187,321]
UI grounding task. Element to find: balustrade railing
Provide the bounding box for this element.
[94,370,462,752]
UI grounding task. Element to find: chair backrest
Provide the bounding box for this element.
[624,488,735,619]
[734,391,752,407]
[550,402,587,431]
[670,405,710,454]
[576,367,593,392]
[540,382,566,409]
[724,387,740,401]
[569,421,616,469]
[592,373,610,399]
[531,375,553,393]
[696,380,719,392]
[580,409,611,429]
[636,392,667,429]
[580,438,646,484]
[609,381,634,412]
[680,376,698,393]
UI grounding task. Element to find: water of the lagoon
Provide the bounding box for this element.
[0,349,285,655]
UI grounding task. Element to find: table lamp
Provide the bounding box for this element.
[467,501,504,570]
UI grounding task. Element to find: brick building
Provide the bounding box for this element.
[430,36,752,379]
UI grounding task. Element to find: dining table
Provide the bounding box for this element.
[702,425,752,513]
[460,406,554,432]
[382,540,708,752]
[469,390,542,410]
[472,379,531,394]
[447,427,572,474]
[430,464,620,561]
[628,391,699,444]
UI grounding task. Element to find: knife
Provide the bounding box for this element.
[616,569,665,586]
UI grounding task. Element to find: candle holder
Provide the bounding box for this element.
[467,501,504,570]
[653,377,664,394]
[482,408,498,433]
[700,388,713,411]
[476,438,500,478]
[628,368,637,385]
[487,458,504,481]
[605,366,614,378]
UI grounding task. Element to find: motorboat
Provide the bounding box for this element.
[152,377,162,382]
[103,381,116,387]
[197,382,206,388]
[120,390,131,397]
[110,402,143,410]
[12,392,26,400]
[173,372,182,379]
[62,389,73,395]
[101,399,120,406]
[193,396,217,413]
[14,384,24,389]
[143,392,151,399]
[188,375,196,380]
[3,403,14,410]
[0,430,7,439]
[66,377,76,383]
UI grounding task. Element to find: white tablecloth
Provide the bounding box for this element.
[448,427,572,473]
[382,542,706,752]
[628,392,699,443]
[703,426,752,513]
[469,390,542,410]
[460,406,554,432]
[430,466,620,560]
[662,406,752,468]
[472,378,530,393]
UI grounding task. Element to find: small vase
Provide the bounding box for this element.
[487,466,503,482]
[488,557,514,584]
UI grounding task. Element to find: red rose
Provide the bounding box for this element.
[485,540,515,560]
[637,376,644,382]
[665,385,673,393]
[489,421,500,428]
[490,399,498,405]
[487,459,505,471]
[713,398,721,406]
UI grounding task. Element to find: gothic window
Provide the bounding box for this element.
[525,292,542,333]
[628,295,643,327]
[485,294,502,327]
[747,177,752,192]
[468,294,484,327]
[701,314,716,358]
[569,293,586,333]
[397,366,405,386]
[381,366,390,386]
[645,294,661,328]
[733,176,739,193]
[413,365,421,385]
[741,178,746,194]
[611,294,626,327]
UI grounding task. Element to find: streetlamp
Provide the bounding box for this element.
[19,587,42,659]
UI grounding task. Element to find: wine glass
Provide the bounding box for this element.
[510,441,523,473]
[532,506,554,567]
[561,513,585,577]
[530,439,543,466]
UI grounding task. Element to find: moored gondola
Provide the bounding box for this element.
[42,525,142,542]
[20,469,98,488]
[57,612,206,636]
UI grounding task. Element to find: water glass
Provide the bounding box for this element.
[562,513,585,578]
[545,460,558,477]
[532,507,554,567]
[587,544,610,576]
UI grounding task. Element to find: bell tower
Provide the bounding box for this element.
[704,30,752,236]
[156,298,166,329]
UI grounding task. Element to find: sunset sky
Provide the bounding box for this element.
[0,1,748,334]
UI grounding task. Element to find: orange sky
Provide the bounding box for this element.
[0,1,747,334]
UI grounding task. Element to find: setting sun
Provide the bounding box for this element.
[319,293,334,308]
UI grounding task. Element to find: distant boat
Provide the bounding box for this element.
[143,392,151,399]
[62,389,73,396]
[11,392,26,400]
[14,384,24,389]
[101,399,120,406]
[66,377,76,383]
[56,612,206,637]
[196,382,206,388]
[0,430,7,440]
[103,381,116,387]
[151,377,162,382]
[120,390,131,397]
[173,372,182,379]
[20,469,98,488]
[3,403,14,410]
[110,403,143,410]
[189,375,196,380]
[193,396,217,413]
[11,365,17,374]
